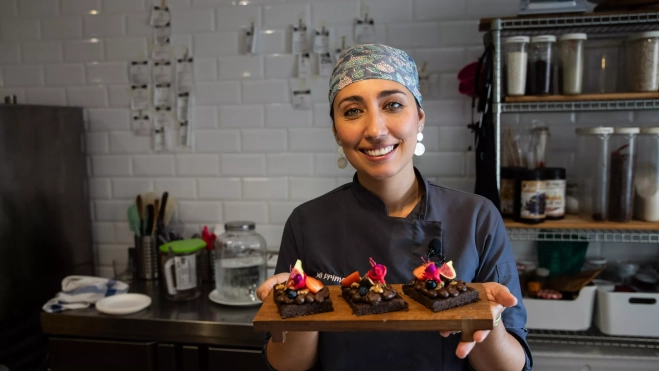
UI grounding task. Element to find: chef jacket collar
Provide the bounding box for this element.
[350,167,429,220]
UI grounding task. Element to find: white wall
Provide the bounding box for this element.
[0,0,656,276]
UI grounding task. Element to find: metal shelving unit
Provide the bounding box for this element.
[501,98,659,112]
[528,328,659,350]
[507,228,659,243]
[486,11,659,242]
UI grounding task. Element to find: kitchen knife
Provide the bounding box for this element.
[158,192,168,227]
[146,204,155,236]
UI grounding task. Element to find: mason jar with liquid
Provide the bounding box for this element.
[215,221,267,305]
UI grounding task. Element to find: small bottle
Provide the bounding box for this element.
[536,267,550,287]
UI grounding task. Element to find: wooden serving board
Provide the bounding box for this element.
[253,283,493,343]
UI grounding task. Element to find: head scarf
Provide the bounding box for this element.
[328,44,422,108]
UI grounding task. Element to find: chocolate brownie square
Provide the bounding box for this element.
[402,280,479,312]
[341,285,408,316]
[273,285,334,319]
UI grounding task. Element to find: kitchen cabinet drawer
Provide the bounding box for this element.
[208,347,267,370]
[48,337,156,371]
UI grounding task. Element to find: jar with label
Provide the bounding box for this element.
[559,33,587,95]
[576,127,613,221]
[514,169,546,224]
[505,36,530,96]
[634,127,659,222]
[608,127,639,222]
[626,31,659,92]
[528,35,556,95]
[500,167,523,218]
[159,239,206,301]
[215,221,267,305]
[544,167,566,220]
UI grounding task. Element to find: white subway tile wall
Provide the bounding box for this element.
[3,0,640,276]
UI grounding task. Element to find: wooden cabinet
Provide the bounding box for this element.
[48,338,156,371]
[208,347,268,371]
[48,338,267,371]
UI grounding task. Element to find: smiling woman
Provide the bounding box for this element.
[257,44,532,371]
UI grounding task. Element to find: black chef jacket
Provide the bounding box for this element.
[266,168,532,371]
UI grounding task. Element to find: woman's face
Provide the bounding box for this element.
[332,79,425,181]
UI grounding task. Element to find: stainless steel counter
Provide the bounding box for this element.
[40,281,266,348]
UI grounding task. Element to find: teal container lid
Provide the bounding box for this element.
[159,239,206,254]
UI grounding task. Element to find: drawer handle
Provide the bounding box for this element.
[628,298,656,305]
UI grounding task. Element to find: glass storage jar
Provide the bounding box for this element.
[626,31,659,92]
[559,33,588,95]
[215,221,267,305]
[159,239,206,301]
[528,35,556,95]
[576,127,613,221]
[608,127,639,222]
[635,127,659,221]
[505,36,530,96]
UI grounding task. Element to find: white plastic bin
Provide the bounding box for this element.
[595,286,659,337]
[523,285,596,330]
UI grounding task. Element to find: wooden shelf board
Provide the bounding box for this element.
[505,92,659,103]
[504,215,659,230]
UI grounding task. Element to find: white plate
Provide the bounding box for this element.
[209,289,261,307]
[95,294,152,315]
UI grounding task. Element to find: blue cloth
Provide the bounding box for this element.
[266,168,532,371]
[43,276,129,313]
[329,44,422,107]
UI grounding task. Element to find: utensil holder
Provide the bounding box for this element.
[136,236,158,280]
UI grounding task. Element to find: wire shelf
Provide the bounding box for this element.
[528,328,659,349]
[501,99,659,113]
[498,12,659,36]
[506,229,659,243]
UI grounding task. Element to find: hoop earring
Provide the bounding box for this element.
[414,132,425,156]
[337,145,348,169]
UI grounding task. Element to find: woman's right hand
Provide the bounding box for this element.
[257,272,290,301]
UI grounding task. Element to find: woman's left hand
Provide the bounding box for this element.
[439,282,518,359]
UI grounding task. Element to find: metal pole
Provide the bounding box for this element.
[492,19,502,193]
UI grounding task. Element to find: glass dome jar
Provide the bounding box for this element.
[214,221,267,305]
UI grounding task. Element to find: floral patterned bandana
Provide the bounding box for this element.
[328,43,422,108]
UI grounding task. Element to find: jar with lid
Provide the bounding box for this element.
[576,127,613,221]
[159,239,206,301]
[626,31,659,92]
[215,221,267,305]
[634,127,659,221]
[559,33,588,95]
[528,35,556,95]
[544,167,566,220]
[504,36,530,96]
[514,168,546,224]
[608,127,639,222]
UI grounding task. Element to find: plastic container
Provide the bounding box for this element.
[635,127,659,222]
[524,285,597,330]
[505,36,530,96]
[626,31,659,92]
[544,167,566,220]
[215,221,267,305]
[595,286,659,337]
[576,127,613,221]
[514,169,546,223]
[528,35,556,95]
[159,239,206,301]
[608,127,639,222]
[559,33,587,95]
